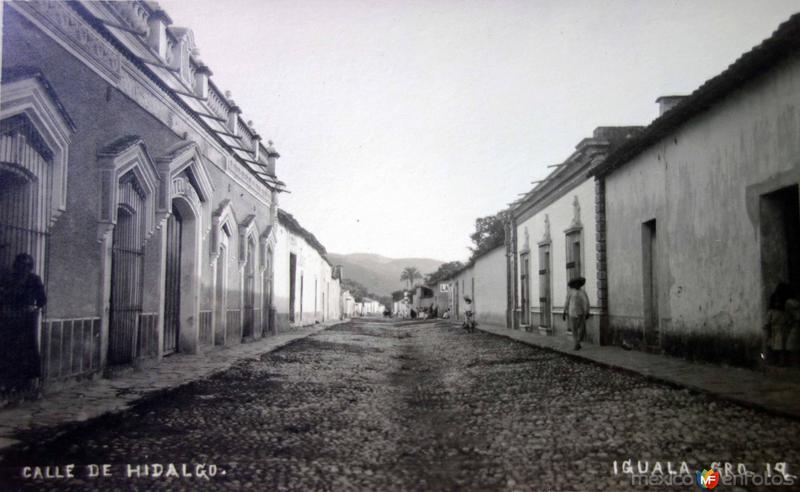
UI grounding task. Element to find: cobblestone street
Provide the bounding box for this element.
[1,319,799,491]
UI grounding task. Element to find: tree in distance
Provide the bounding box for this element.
[400,266,422,290]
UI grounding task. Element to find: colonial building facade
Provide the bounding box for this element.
[1,0,286,385]
[507,127,641,344]
[592,14,800,365]
[435,13,800,369]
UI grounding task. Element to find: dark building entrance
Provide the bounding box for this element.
[289,253,297,322]
[761,184,800,303]
[242,238,256,339]
[520,253,530,325]
[263,248,273,334]
[538,244,551,330]
[163,206,183,355]
[642,219,659,347]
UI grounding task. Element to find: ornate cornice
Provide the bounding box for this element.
[9,1,274,207]
[13,1,122,83]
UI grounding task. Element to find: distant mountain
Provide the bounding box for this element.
[327,253,445,296]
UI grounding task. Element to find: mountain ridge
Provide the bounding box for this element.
[328,252,445,297]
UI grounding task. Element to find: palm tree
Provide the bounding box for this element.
[400,266,422,290]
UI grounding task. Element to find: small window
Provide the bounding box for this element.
[565,230,583,280]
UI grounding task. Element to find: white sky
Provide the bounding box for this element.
[161,0,799,262]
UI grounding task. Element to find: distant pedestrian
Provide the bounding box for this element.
[563,277,590,350]
[0,254,46,393]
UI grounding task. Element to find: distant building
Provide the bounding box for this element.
[412,285,435,311]
[591,13,800,365]
[359,297,384,316]
[342,290,356,318]
[441,245,507,326]
[273,209,341,329]
[432,282,451,316]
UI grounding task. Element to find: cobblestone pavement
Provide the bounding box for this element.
[0,324,331,451]
[1,319,799,491]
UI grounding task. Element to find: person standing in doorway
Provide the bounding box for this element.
[0,254,47,395]
[563,277,590,350]
[762,282,800,365]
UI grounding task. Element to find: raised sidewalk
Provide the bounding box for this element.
[0,321,342,451]
[476,322,800,420]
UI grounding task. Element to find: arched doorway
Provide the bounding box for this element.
[0,84,73,384]
[1,78,74,281]
[214,226,230,345]
[0,115,52,278]
[159,143,213,355]
[163,189,202,355]
[262,246,273,335]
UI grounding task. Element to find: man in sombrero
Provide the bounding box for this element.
[563,276,590,350]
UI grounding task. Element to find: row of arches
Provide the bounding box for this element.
[1,73,275,378]
[209,202,274,348]
[100,139,275,365]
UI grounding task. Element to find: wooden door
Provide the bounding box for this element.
[163,207,182,355]
[242,240,256,339]
[520,253,530,325]
[109,205,143,365]
[538,245,551,328]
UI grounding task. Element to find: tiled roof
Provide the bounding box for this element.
[592,12,800,177]
[65,1,284,193]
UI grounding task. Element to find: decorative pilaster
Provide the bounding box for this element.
[505,214,518,329]
[594,177,610,345]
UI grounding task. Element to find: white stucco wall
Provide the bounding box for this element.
[273,220,338,329]
[443,246,507,326]
[470,246,508,326]
[516,178,598,329]
[604,51,800,361]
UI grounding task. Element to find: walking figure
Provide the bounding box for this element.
[0,254,46,394]
[462,296,476,333]
[563,276,590,350]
